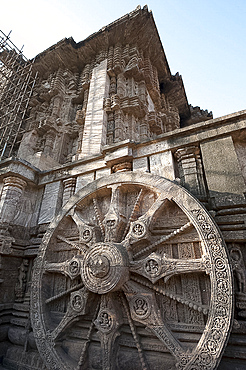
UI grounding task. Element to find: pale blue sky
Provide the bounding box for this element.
[1,0,245,118]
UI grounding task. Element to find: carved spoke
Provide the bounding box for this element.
[94,294,122,370]
[122,194,166,250]
[45,282,84,304]
[69,208,100,245]
[56,234,88,254]
[44,255,83,279]
[130,252,210,283]
[133,221,193,259]
[120,293,149,370]
[131,275,209,315]
[93,197,105,238]
[77,300,100,370]
[50,287,90,342]
[123,280,186,361]
[102,185,126,243]
[137,194,167,225]
[122,188,144,239]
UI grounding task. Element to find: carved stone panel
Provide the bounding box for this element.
[31,172,233,370]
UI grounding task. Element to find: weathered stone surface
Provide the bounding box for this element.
[132,157,149,173]
[0,5,246,370]
[80,59,109,158]
[149,151,175,180]
[95,167,111,179]
[75,172,95,193]
[38,181,63,224]
[201,136,246,195]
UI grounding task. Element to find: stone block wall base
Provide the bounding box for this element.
[0,341,11,366]
[3,346,46,370]
[218,358,246,370]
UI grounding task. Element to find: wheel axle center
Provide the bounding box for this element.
[87,255,110,278]
[81,242,129,294]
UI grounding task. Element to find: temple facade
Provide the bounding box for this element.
[0,5,246,370]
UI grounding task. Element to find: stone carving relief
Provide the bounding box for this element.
[104,44,181,145]
[15,258,29,301]
[17,43,183,169]
[229,243,246,319]
[31,172,233,370]
[18,63,93,167]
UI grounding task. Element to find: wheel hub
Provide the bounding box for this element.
[81,242,129,294]
[87,255,110,278]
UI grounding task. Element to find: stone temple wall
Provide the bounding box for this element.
[0,6,246,370]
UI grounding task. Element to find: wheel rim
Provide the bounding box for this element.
[31,172,233,370]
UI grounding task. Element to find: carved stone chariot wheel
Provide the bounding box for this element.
[31,172,233,370]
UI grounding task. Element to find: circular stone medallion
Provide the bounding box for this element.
[81,242,129,294]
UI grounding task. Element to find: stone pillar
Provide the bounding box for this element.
[139,118,149,140]
[109,76,117,96]
[82,89,89,110]
[76,88,89,158]
[114,110,123,142]
[80,59,110,158]
[51,95,62,119]
[117,73,125,98]
[175,145,206,197]
[0,176,27,228]
[43,129,56,156]
[106,112,115,145]
[62,177,77,206]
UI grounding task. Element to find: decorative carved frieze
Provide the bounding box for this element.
[104,43,184,146]
[20,65,93,167]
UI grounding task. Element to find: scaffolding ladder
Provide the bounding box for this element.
[0,30,37,160]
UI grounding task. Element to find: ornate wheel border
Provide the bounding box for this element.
[31,172,233,370]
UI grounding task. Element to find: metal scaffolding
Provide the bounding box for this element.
[0,30,37,160]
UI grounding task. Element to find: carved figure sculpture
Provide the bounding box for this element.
[15,258,29,301]
[230,245,246,294]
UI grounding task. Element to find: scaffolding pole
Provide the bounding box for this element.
[0,30,37,160]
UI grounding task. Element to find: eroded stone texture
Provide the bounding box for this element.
[80,59,109,158]
[175,145,206,198]
[38,181,63,224]
[201,136,246,195]
[149,151,176,181]
[0,5,246,370]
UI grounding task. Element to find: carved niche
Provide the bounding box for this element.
[31,172,233,370]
